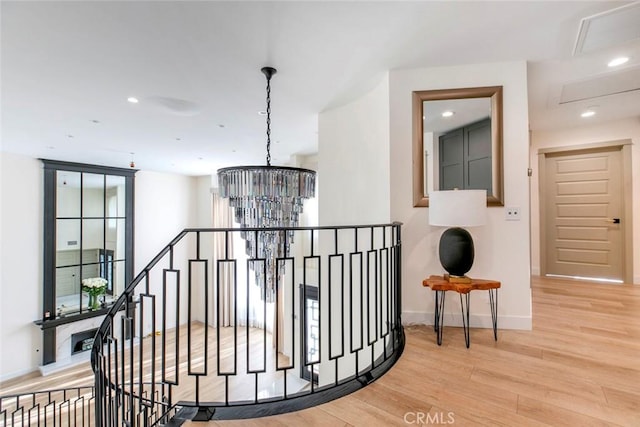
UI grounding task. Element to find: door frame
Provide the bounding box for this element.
[538,139,633,283]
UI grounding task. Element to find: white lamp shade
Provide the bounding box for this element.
[429,190,487,227]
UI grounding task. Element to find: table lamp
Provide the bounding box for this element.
[429,189,487,283]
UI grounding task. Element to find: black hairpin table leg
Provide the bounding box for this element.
[434,290,439,332]
[459,292,471,348]
[435,290,446,345]
[489,288,498,341]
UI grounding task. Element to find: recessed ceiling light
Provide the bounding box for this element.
[127,97,139,104]
[581,110,596,118]
[218,124,225,128]
[175,137,181,141]
[607,56,629,67]
[258,111,267,116]
[91,119,100,124]
[442,111,455,118]
[67,134,74,138]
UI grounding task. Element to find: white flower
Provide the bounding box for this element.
[82,277,107,288]
[82,277,107,297]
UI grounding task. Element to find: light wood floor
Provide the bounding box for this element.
[2,276,639,426]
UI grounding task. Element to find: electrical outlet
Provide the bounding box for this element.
[505,207,521,221]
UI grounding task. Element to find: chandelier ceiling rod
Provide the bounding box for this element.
[261,66,276,167]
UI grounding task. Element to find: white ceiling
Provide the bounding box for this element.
[2,1,639,176]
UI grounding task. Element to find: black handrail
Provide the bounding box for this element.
[91,222,404,425]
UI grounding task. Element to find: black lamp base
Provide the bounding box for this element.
[439,227,475,279]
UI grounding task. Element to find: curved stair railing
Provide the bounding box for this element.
[90,223,404,426]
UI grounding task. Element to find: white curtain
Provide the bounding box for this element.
[211,190,274,333]
[237,263,274,331]
[211,190,234,327]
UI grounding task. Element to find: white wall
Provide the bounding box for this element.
[0,152,44,380]
[389,62,533,330]
[134,171,199,334]
[134,170,198,272]
[190,175,215,323]
[0,153,200,380]
[530,117,640,284]
[318,74,391,225]
[317,76,391,384]
[194,175,214,229]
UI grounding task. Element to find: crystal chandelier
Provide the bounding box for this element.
[217,67,316,302]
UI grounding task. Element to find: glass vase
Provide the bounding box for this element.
[88,294,100,311]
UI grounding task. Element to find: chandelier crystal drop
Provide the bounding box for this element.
[217,67,316,302]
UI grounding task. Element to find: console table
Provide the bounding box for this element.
[422,275,500,348]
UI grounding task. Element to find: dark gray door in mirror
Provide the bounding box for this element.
[439,117,492,192]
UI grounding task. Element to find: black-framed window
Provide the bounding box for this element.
[42,160,135,323]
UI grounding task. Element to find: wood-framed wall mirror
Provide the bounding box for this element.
[412,86,504,207]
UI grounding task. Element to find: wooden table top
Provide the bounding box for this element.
[422,275,501,294]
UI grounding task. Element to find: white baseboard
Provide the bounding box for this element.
[0,367,39,383]
[39,350,92,376]
[531,267,541,276]
[402,311,431,325]
[38,336,140,377]
[402,310,532,330]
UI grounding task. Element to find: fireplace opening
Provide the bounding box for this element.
[71,328,98,355]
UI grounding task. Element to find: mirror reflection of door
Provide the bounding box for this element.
[422,97,492,194]
[300,284,319,384]
[47,162,132,317]
[99,249,115,293]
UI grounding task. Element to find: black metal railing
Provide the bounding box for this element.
[0,386,95,426]
[91,223,403,425]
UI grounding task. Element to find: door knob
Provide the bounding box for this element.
[605,218,620,224]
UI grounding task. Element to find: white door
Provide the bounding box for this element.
[544,147,624,281]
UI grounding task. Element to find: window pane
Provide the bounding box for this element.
[83,219,104,251]
[112,260,126,297]
[106,218,126,261]
[56,265,80,297]
[80,259,101,281]
[82,173,104,217]
[56,219,81,262]
[56,171,81,217]
[106,175,126,217]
